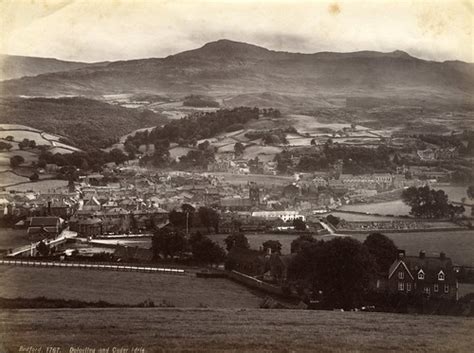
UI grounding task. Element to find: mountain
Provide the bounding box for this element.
[0,54,99,81]
[1,39,473,104]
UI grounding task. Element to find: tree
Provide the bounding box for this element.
[109,148,128,165]
[293,218,307,231]
[363,233,398,275]
[5,136,14,141]
[18,139,30,150]
[224,233,249,252]
[234,142,245,156]
[402,186,454,219]
[326,214,341,227]
[290,234,315,253]
[0,141,12,151]
[262,240,282,254]
[36,241,50,256]
[10,155,25,168]
[29,172,39,182]
[198,207,219,233]
[289,237,376,309]
[191,235,225,265]
[467,186,474,200]
[152,227,188,259]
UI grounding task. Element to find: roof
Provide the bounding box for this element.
[221,198,252,207]
[389,254,456,284]
[29,217,60,227]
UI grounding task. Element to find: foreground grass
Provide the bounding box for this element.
[0,308,473,352]
[0,266,262,308]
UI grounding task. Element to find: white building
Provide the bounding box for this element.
[251,211,305,222]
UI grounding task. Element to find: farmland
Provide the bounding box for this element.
[0,229,30,250]
[1,307,473,352]
[0,266,262,308]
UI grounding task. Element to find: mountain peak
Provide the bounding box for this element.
[172,39,272,60]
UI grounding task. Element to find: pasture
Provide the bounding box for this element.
[0,229,30,250]
[1,308,472,352]
[5,179,68,192]
[0,266,262,308]
[0,171,29,186]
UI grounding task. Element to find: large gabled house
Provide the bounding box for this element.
[386,251,458,300]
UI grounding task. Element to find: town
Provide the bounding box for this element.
[1,106,473,316]
[1,1,473,350]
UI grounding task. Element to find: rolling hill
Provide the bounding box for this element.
[0,97,167,150]
[1,40,473,105]
[0,54,98,81]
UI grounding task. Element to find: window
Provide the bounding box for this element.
[418,270,425,280]
[444,284,449,293]
[398,271,404,280]
[398,282,404,291]
[438,271,445,281]
[434,284,439,292]
[424,287,431,294]
[406,283,412,291]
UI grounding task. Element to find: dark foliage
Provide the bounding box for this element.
[363,233,399,275]
[289,237,377,309]
[402,185,465,219]
[152,227,188,259]
[224,233,250,252]
[262,240,282,254]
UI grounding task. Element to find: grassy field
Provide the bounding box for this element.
[0,266,262,308]
[0,308,472,352]
[0,171,29,186]
[0,229,30,250]
[5,179,68,192]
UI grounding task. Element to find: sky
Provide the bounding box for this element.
[0,0,472,63]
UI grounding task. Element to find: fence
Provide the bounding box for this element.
[0,259,185,275]
[227,270,284,296]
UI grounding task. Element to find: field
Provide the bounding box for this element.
[340,200,411,216]
[1,308,473,352]
[0,266,262,308]
[0,229,30,250]
[0,171,29,186]
[5,179,68,192]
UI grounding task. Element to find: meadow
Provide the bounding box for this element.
[0,266,262,308]
[0,229,30,250]
[1,307,472,352]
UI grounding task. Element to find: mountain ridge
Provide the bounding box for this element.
[1,39,473,100]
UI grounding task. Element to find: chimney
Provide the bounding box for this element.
[419,251,426,259]
[398,249,405,259]
[440,252,446,260]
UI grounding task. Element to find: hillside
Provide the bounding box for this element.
[1,307,473,352]
[0,54,95,81]
[0,97,167,150]
[1,40,473,105]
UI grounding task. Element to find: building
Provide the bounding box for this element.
[27,217,62,239]
[386,251,458,300]
[251,211,305,222]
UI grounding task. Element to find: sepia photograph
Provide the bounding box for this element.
[0,0,473,352]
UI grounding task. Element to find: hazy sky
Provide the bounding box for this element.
[1,0,472,63]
